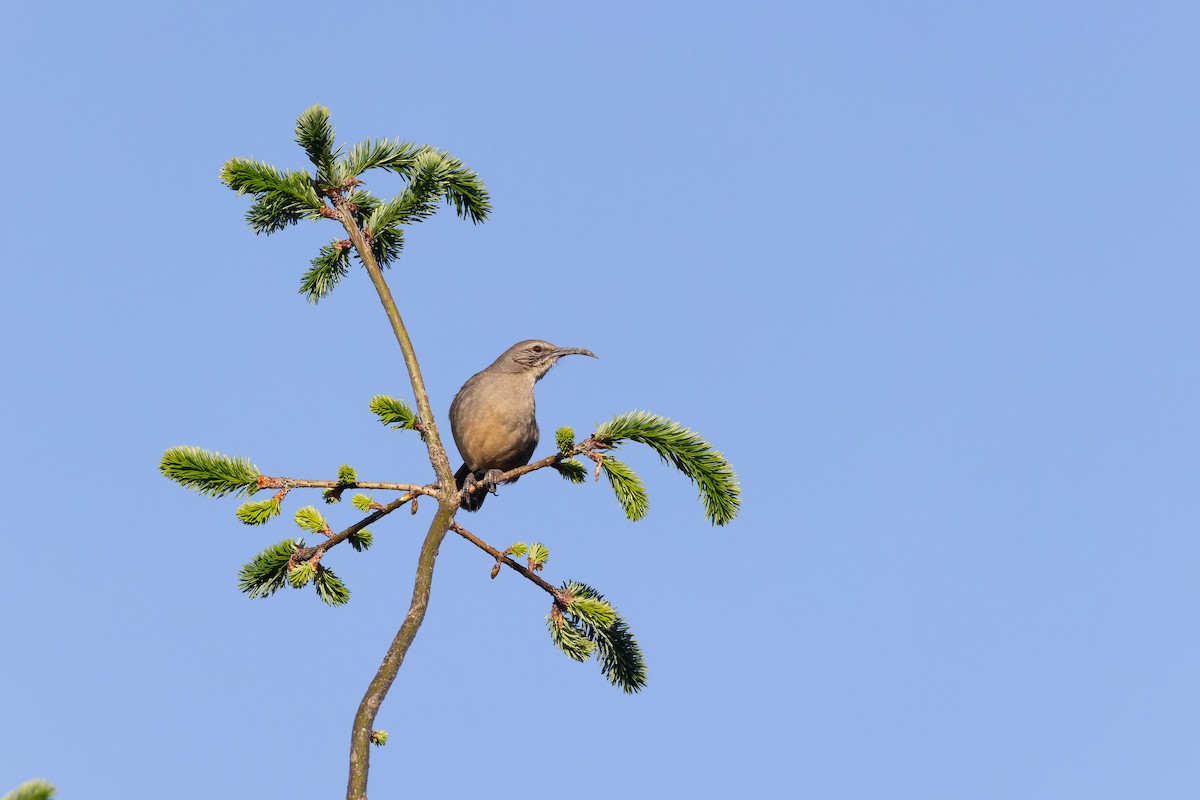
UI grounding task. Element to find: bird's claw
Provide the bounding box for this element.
[482,469,504,496]
[463,469,504,502]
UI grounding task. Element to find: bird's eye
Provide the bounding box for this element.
[532,345,544,353]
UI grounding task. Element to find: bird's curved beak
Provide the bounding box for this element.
[551,347,598,360]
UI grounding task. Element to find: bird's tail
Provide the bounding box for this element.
[455,463,486,511]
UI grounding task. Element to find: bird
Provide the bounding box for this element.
[450,339,597,511]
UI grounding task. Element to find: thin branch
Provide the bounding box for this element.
[327,184,460,800]
[490,451,571,483]
[294,491,420,562]
[330,189,455,487]
[449,522,564,602]
[346,503,456,800]
[257,475,440,498]
[454,438,611,502]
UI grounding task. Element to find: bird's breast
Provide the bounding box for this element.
[450,375,539,472]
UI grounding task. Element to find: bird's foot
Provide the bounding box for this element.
[481,469,505,496]
[462,469,504,500]
[459,468,506,511]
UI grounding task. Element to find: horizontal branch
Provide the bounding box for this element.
[472,438,608,487]
[258,475,440,498]
[449,522,563,603]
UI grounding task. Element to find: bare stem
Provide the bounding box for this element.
[259,476,439,497]
[346,500,456,799]
[293,491,420,563]
[332,193,454,487]
[449,522,564,601]
[460,439,608,487]
[329,192,461,800]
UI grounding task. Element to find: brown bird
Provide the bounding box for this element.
[450,339,597,511]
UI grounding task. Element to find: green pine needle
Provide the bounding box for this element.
[508,542,528,558]
[366,193,437,234]
[352,493,374,512]
[161,446,261,498]
[370,730,389,747]
[238,538,304,599]
[220,158,323,235]
[554,459,588,483]
[294,104,338,181]
[599,456,649,521]
[563,581,647,694]
[225,110,490,301]
[547,611,595,662]
[322,467,355,504]
[237,538,347,605]
[246,192,310,235]
[591,610,646,693]
[236,497,281,526]
[528,542,550,570]
[366,225,405,268]
[340,138,425,178]
[556,426,576,455]
[2,779,57,800]
[404,148,492,224]
[346,191,381,225]
[566,595,617,630]
[220,158,320,203]
[287,561,316,588]
[349,529,374,552]
[594,411,741,526]
[369,395,420,432]
[546,582,648,693]
[299,240,351,303]
[314,566,350,606]
[294,506,328,534]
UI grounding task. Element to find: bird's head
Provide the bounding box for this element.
[497,339,598,380]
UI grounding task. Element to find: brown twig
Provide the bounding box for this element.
[452,438,612,506]
[330,194,455,484]
[333,193,460,800]
[257,474,440,498]
[448,522,564,604]
[290,490,421,564]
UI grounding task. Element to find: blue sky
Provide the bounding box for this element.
[3,1,1199,797]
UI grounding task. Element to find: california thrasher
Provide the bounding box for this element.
[450,339,597,511]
